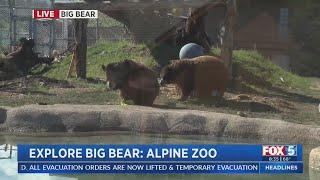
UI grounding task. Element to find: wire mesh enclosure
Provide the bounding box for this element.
[0,0,131,57]
[0,0,54,56]
[0,0,11,53]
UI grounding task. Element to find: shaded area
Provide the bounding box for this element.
[148,43,180,66]
[0,39,54,81]
[269,87,319,104]
[0,76,74,96]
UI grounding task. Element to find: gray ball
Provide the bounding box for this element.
[179,43,204,59]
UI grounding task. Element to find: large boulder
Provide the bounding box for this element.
[2,104,320,145]
[310,147,320,171]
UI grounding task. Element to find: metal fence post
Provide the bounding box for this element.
[8,0,14,51]
[96,17,99,43]
[49,0,55,56]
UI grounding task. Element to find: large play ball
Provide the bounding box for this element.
[179,43,204,59]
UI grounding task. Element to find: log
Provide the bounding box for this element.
[66,52,76,79]
[72,19,88,79]
[155,1,226,52]
[221,0,237,70]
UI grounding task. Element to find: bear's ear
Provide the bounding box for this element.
[123,59,138,69]
[28,39,35,47]
[123,59,131,64]
[123,59,135,65]
[101,65,107,71]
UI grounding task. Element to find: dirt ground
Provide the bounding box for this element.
[157,83,319,125]
[0,76,319,126]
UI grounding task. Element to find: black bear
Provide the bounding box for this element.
[102,60,159,106]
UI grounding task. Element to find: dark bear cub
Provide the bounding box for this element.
[160,56,229,101]
[1,38,37,75]
[102,59,159,106]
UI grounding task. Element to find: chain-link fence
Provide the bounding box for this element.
[52,12,132,56]
[0,0,11,53]
[0,0,54,56]
[0,0,132,57]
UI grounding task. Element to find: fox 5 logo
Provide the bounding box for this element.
[262,145,297,156]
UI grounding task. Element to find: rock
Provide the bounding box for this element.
[39,81,45,87]
[310,147,320,171]
[114,109,168,133]
[237,111,248,117]
[236,94,251,101]
[100,110,122,129]
[98,51,106,56]
[5,105,100,132]
[3,104,320,144]
[18,94,24,99]
[168,114,207,134]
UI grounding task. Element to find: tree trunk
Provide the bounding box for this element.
[221,0,236,71]
[73,19,88,79]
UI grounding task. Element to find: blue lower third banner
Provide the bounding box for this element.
[18,162,303,174]
[17,144,303,174]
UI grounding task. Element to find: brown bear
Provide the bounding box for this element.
[160,55,229,100]
[102,59,159,106]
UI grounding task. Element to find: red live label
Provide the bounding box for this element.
[32,9,59,19]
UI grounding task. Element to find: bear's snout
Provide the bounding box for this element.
[106,81,111,90]
[106,81,118,90]
[158,78,166,86]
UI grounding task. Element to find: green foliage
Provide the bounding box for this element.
[0,18,9,29]
[212,49,311,91]
[0,89,121,107]
[42,40,156,80]
[88,12,123,27]
[38,40,311,92]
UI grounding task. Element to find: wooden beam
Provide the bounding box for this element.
[55,0,220,11]
[221,0,236,71]
[155,1,225,44]
[68,19,88,79]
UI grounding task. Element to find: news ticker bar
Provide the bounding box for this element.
[17,144,302,162]
[17,144,303,174]
[18,162,303,174]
